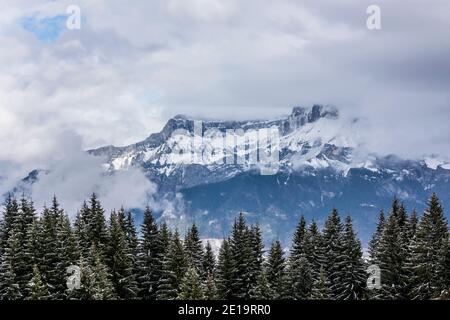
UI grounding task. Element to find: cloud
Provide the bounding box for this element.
[0,0,449,191]
[28,131,157,218]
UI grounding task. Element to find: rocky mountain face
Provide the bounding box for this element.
[14,105,450,244]
[84,105,450,244]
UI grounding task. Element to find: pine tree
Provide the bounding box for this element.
[157,230,187,300]
[286,215,313,299]
[184,223,204,274]
[304,219,325,282]
[265,240,286,299]
[203,241,216,279]
[137,206,161,299]
[321,208,344,299]
[248,224,264,299]
[107,211,138,299]
[0,228,22,300]
[178,267,204,300]
[39,204,60,298]
[0,195,19,257]
[203,272,217,300]
[311,267,330,300]
[408,194,449,299]
[228,213,253,299]
[76,194,108,258]
[15,197,37,295]
[216,238,233,299]
[375,199,410,299]
[368,210,385,264]
[79,244,115,300]
[27,265,49,300]
[334,216,367,300]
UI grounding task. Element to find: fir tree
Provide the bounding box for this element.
[334,216,367,300]
[203,272,217,300]
[265,240,286,299]
[27,265,49,300]
[137,206,161,299]
[311,267,330,300]
[79,244,115,300]
[321,208,344,299]
[184,223,204,274]
[107,211,138,299]
[203,241,216,279]
[228,213,253,299]
[178,267,204,300]
[375,199,410,299]
[157,230,187,300]
[408,194,449,299]
[216,238,233,299]
[368,210,385,264]
[0,228,22,300]
[248,224,264,299]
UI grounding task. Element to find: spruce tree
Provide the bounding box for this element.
[216,238,233,299]
[228,213,253,299]
[137,206,161,299]
[334,216,367,300]
[286,215,313,299]
[178,267,204,300]
[203,241,216,279]
[248,224,264,299]
[368,210,385,264]
[156,230,187,300]
[27,265,49,300]
[107,211,138,299]
[0,228,22,300]
[408,194,449,299]
[311,267,330,300]
[321,208,344,299]
[265,240,286,299]
[375,199,410,299]
[79,244,115,300]
[184,223,204,274]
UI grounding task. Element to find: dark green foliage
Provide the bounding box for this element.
[0,193,449,301]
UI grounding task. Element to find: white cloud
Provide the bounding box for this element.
[0,0,449,197]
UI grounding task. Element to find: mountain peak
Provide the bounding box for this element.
[291,105,338,122]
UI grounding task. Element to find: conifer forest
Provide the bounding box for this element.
[0,192,449,300]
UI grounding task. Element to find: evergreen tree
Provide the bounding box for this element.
[375,199,410,299]
[0,195,19,257]
[0,228,22,300]
[203,272,217,300]
[248,224,264,299]
[203,241,216,279]
[27,265,49,300]
[228,213,253,299]
[408,194,449,299]
[334,216,367,300]
[286,215,313,299]
[137,206,161,299]
[321,208,344,299]
[304,219,325,282]
[79,244,115,300]
[157,230,187,300]
[368,210,385,263]
[178,267,204,300]
[107,211,138,299]
[265,240,286,299]
[184,223,204,274]
[311,267,330,300]
[216,238,233,299]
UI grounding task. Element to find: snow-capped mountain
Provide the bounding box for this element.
[13,105,450,244]
[84,105,450,243]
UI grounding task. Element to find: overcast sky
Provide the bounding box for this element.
[0,0,450,210]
